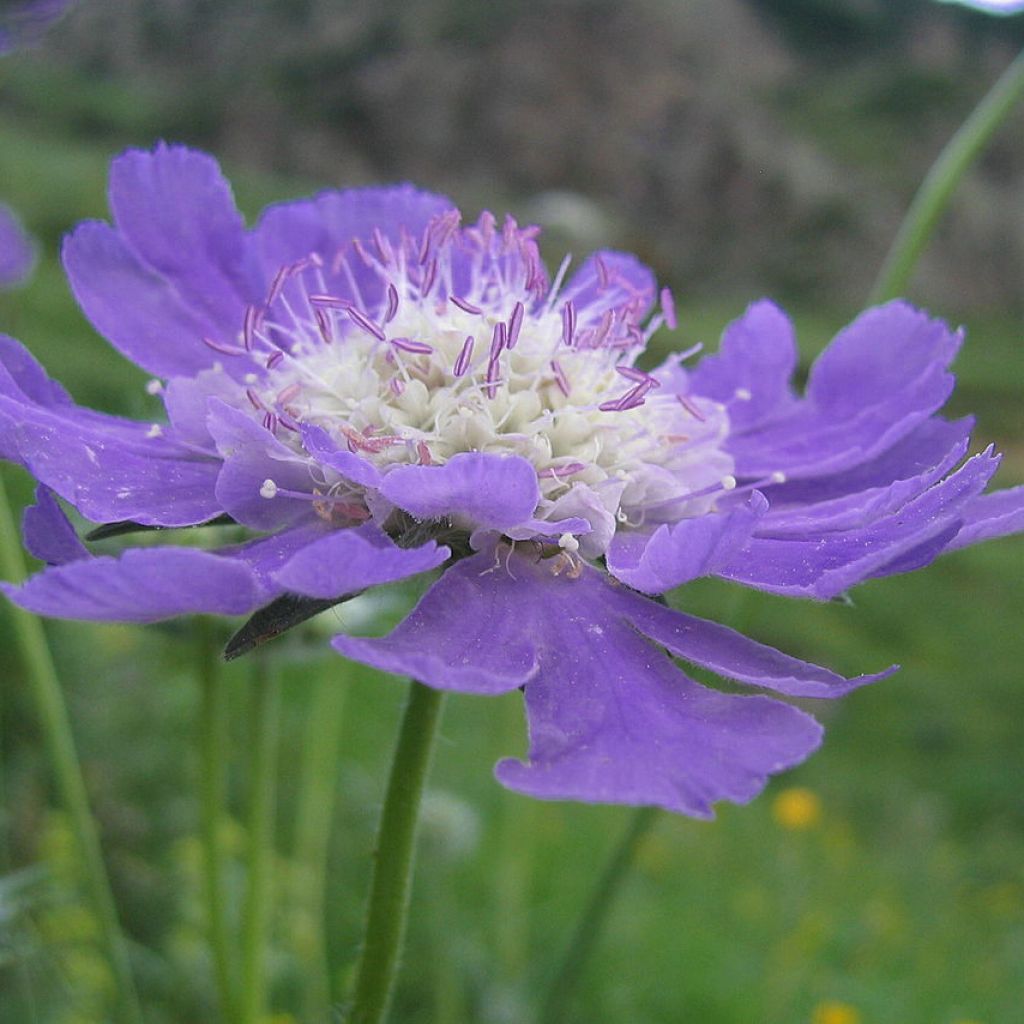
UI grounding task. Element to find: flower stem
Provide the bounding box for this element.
[239,653,281,1024]
[345,680,445,1024]
[539,805,660,1024]
[292,671,348,1021]
[869,45,1024,304]
[196,619,238,1023]
[0,474,142,1024]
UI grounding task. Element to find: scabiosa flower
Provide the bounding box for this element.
[0,202,37,289]
[2,145,1023,817]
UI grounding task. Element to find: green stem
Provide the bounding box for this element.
[196,619,238,1023]
[869,46,1024,304]
[239,654,281,1024]
[0,473,142,1024]
[345,681,445,1024]
[539,806,660,1024]
[292,672,347,1021]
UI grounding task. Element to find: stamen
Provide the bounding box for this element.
[308,294,352,310]
[345,306,386,341]
[384,283,400,323]
[390,337,434,355]
[146,423,163,438]
[561,301,576,346]
[145,379,164,395]
[550,359,570,396]
[266,351,284,370]
[660,287,677,330]
[450,295,482,315]
[314,308,334,344]
[676,394,706,421]
[243,305,261,351]
[507,301,525,349]
[260,478,278,499]
[453,335,475,377]
[202,335,246,357]
[596,254,610,289]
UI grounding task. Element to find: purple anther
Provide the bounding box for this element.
[453,335,475,377]
[390,377,405,396]
[561,301,576,347]
[309,293,353,310]
[596,254,610,290]
[346,307,386,341]
[384,284,400,324]
[507,301,525,349]
[390,336,434,355]
[677,394,706,422]
[660,287,678,330]
[246,388,266,411]
[615,364,648,383]
[550,359,570,396]
[421,257,438,295]
[277,382,301,406]
[266,351,285,370]
[450,295,482,315]
[267,265,290,306]
[202,335,245,357]
[277,414,300,433]
[262,411,278,433]
[315,308,333,345]
[489,321,507,360]
[591,310,615,348]
[242,306,262,350]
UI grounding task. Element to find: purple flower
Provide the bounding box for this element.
[0,202,37,289]
[935,0,1024,13]
[0,0,74,54]
[2,145,1022,817]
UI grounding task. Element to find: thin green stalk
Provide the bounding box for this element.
[869,46,1024,304]
[0,473,142,1024]
[345,681,445,1024]
[539,806,660,1024]
[292,671,347,1021]
[238,654,282,1024]
[196,619,238,1023]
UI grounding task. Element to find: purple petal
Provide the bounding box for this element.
[0,334,73,411]
[728,302,960,480]
[333,549,539,695]
[606,493,766,594]
[759,417,973,536]
[162,369,247,450]
[63,222,243,380]
[300,423,382,489]
[208,399,317,530]
[273,522,448,598]
[108,145,262,326]
[945,484,1024,551]
[688,300,798,431]
[336,548,826,816]
[378,452,540,533]
[722,448,1001,598]
[618,592,897,698]
[0,389,222,527]
[0,203,37,288]
[22,486,87,566]
[1,547,260,623]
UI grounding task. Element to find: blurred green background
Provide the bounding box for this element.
[1,2,1022,1022]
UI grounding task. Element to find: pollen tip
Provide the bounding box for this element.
[145,378,164,395]
[770,471,787,484]
[259,479,278,499]
[735,387,752,401]
[558,532,579,554]
[721,475,737,491]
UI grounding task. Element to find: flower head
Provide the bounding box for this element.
[2,145,1022,816]
[0,202,37,289]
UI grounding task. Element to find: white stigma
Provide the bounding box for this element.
[259,478,278,499]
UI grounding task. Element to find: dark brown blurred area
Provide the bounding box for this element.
[6,0,1024,311]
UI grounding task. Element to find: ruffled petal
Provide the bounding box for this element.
[108,145,262,322]
[721,448,1001,598]
[618,592,897,697]
[272,522,448,598]
[728,302,960,481]
[759,417,973,536]
[333,548,539,695]
[336,548,825,816]
[0,390,222,527]
[606,493,766,594]
[63,222,241,379]
[945,484,1024,551]
[687,300,798,432]
[22,486,88,566]
[300,423,382,489]
[0,334,73,411]
[1,547,260,623]
[378,452,540,533]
